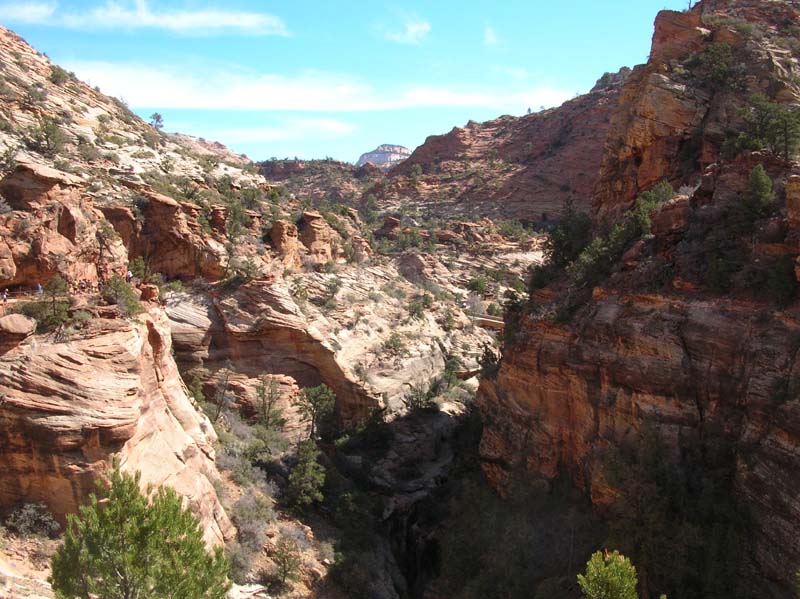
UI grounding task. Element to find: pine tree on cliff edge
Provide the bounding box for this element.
[50,463,230,599]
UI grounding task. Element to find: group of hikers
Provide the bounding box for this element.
[0,269,135,315]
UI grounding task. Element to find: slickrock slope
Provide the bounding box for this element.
[0,307,233,547]
[366,70,628,221]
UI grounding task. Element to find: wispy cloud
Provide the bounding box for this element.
[484,26,498,46]
[189,119,357,145]
[383,17,430,44]
[0,1,56,23]
[493,66,529,80]
[0,0,289,36]
[64,60,572,114]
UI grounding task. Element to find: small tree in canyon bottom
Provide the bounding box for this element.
[50,463,230,599]
[294,384,335,440]
[578,550,639,599]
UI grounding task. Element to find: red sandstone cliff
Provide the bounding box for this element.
[477,1,800,595]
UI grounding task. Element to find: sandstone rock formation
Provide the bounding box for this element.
[477,2,800,595]
[0,308,233,547]
[101,193,229,282]
[0,161,128,289]
[356,144,412,170]
[367,70,628,221]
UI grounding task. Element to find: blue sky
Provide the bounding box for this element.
[0,0,688,162]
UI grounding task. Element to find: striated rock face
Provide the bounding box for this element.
[166,280,377,424]
[0,162,128,288]
[478,292,800,594]
[368,72,628,221]
[0,308,233,547]
[477,1,800,595]
[356,144,411,170]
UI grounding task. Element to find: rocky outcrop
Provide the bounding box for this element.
[297,211,342,266]
[356,145,411,170]
[0,308,233,547]
[269,220,303,270]
[477,2,800,595]
[102,193,228,282]
[0,162,128,289]
[166,280,377,424]
[0,314,36,352]
[369,73,627,221]
[478,291,800,595]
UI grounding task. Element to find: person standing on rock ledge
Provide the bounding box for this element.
[36,283,43,299]
[1,289,6,314]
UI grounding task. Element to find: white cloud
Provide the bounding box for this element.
[493,66,529,80]
[0,0,289,36]
[0,1,56,23]
[64,60,573,115]
[484,26,498,46]
[193,118,357,145]
[384,17,430,44]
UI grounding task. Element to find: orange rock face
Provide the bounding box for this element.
[369,71,628,221]
[297,211,342,266]
[0,308,233,547]
[478,293,800,591]
[0,162,128,289]
[102,193,229,282]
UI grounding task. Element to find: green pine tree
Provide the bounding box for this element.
[743,164,775,220]
[286,440,326,509]
[50,464,230,599]
[577,550,639,599]
[294,384,335,440]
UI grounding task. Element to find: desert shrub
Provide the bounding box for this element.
[4,503,58,538]
[77,140,102,162]
[102,274,142,316]
[272,536,302,586]
[742,164,775,221]
[467,275,489,295]
[693,43,746,90]
[48,65,71,85]
[498,219,531,241]
[545,205,593,269]
[382,332,408,356]
[25,117,67,157]
[401,382,437,412]
[723,94,800,160]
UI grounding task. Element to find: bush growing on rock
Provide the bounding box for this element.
[102,275,142,316]
[272,536,302,586]
[25,117,67,158]
[50,464,230,599]
[4,503,58,538]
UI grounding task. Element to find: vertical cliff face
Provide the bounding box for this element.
[477,0,800,595]
[0,307,233,547]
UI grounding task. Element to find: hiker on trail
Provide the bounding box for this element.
[126,270,133,283]
[2,289,7,313]
[37,283,43,298]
